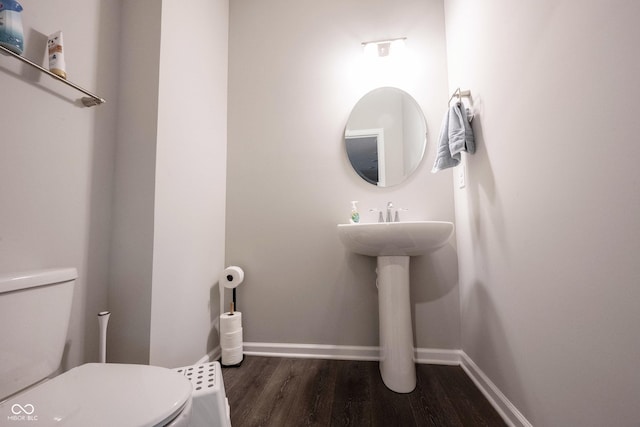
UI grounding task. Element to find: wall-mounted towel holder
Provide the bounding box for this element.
[0,44,105,107]
[448,88,471,106]
[448,87,473,122]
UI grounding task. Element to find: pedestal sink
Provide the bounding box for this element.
[337,221,454,393]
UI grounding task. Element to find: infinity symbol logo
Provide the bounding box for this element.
[11,404,35,415]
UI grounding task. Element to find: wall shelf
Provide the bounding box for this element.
[0,44,105,107]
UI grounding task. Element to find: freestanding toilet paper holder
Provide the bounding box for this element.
[220,302,243,367]
[220,266,245,368]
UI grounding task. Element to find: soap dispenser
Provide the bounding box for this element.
[0,0,24,55]
[350,201,360,224]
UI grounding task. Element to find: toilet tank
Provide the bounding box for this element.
[0,268,77,401]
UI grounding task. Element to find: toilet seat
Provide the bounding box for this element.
[2,363,192,427]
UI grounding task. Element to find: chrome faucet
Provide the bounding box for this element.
[369,208,384,223]
[386,202,393,223]
[372,202,405,222]
[394,208,408,222]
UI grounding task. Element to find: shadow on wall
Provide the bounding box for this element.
[206,282,221,354]
[82,0,121,366]
[410,243,459,304]
[464,96,510,266]
[23,29,46,82]
[328,252,379,345]
[467,280,529,420]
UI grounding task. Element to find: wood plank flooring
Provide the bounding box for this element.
[221,356,506,427]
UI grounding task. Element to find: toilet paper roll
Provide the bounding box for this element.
[221,328,243,349]
[222,346,243,365]
[222,266,244,289]
[220,311,242,335]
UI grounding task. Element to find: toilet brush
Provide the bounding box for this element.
[98,311,111,363]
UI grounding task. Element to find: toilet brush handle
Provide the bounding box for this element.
[98,311,111,363]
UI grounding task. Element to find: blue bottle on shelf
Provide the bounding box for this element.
[0,0,24,55]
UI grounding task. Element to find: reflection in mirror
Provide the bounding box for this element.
[345,87,427,187]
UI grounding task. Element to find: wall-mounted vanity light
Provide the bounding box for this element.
[362,37,407,58]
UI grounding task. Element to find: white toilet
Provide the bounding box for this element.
[0,268,193,427]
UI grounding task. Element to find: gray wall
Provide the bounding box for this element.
[0,0,228,369]
[0,0,120,369]
[109,0,161,365]
[109,0,229,367]
[226,0,460,350]
[7,3,637,423]
[444,0,640,425]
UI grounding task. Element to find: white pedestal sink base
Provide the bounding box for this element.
[377,255,416,393]
[336,221,455,394]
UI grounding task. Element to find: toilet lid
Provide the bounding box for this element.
[1,363,192,427]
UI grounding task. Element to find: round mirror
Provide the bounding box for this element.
[345,87,427,187]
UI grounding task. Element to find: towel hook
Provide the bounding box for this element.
[448,87,471,106]
[448,87,473,122]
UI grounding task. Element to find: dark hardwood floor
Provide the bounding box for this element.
[221,356,506,427]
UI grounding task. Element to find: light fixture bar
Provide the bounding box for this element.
[361,37,407,58]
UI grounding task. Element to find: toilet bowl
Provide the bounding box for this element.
[2,364,192,427]
[0,268,193,427]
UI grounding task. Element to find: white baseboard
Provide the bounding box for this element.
[414,347,461,365]
[195,346,222,365]
[236,342,530,427]
[243,342,380,361]
[459,351,532,427]
[244,342,460,366]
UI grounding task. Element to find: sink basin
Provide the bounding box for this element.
[337,221,454,257]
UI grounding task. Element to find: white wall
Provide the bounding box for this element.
[227,0,459,351]
[444,0,640,425]
[109,0,228,367]
[0,0,120,369]
[150,0,229,367]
